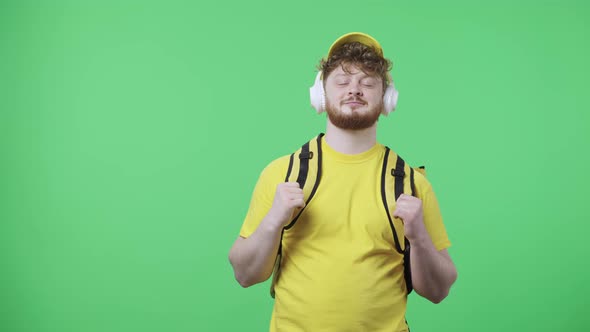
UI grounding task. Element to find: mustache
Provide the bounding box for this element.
[342,97,367,104]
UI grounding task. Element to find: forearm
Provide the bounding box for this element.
[229,215,283,288]
[409,237,457,303]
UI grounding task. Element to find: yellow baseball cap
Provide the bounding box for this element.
[327,32,384,58]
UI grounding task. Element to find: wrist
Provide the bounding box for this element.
[261,214,286,235]
[407,233,434,249]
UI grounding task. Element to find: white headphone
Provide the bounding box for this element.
[309,71,399,116]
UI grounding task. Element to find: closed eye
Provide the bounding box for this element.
[361,79,378,87]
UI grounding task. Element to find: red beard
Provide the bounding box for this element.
[326,98,383,130]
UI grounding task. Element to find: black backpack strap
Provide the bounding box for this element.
[382,147,419,295]
[295,141,312,190]
[285,133,324,229]
[285,153,295,182]
[381,147,404,255]
[402,166,418,294]
[271,153,296,298]
[392,151,406,200]
[270,133,324,298]
[403,237,413,294]
[410,167,416,197]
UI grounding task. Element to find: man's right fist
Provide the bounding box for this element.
[267,182,305,227]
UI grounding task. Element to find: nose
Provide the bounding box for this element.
[348,82,363,96]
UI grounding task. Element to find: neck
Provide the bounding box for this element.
[324,120,377,154]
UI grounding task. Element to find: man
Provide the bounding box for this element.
[229,32,457,332]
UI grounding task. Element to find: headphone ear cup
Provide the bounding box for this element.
[382,83,399,116]
[310,72,326,114]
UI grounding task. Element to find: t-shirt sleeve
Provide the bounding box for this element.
[239,155,291,238]
[414,172,451,251]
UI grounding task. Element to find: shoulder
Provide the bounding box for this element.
[245,154,292,212]
[411,168,442,211]
[258,136,319,180]
[251,154,292,194]
[412,168,433,194]
[260,154,292,179]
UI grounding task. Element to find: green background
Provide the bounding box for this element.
[2,0,589,331]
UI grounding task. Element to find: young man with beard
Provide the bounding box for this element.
[229,32,457,332]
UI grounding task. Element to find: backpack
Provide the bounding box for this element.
[270,133,426,298]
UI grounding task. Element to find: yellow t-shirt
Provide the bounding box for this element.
[240,139,451,332]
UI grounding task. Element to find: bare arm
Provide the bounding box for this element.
[409,243,457,303]
[228,182,304,288]
[394,193,457,303]
[228,216,283,288]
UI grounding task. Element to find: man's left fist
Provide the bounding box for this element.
[393,193,428,243]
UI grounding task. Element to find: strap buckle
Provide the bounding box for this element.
[299,151,314,160]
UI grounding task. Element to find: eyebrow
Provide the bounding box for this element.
[333,73,375,79]
[334,71,379,78]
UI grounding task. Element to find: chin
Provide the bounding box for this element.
[342,106,368,114]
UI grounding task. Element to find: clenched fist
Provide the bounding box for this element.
[393,193,428,243]
[267,182,306,227]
